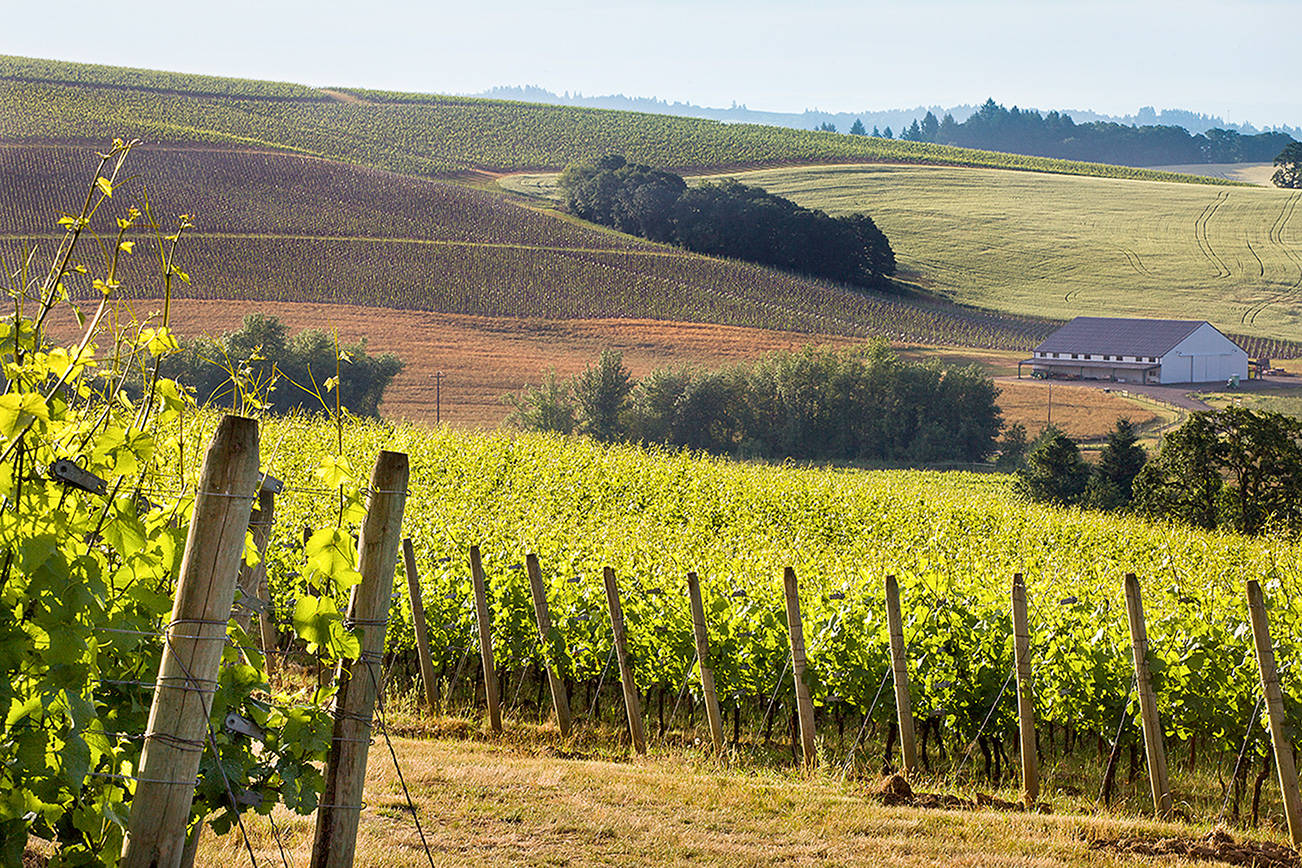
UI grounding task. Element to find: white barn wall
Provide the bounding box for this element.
[1158,323,1248,384]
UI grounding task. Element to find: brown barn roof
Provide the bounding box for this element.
[1033,317,1208,357]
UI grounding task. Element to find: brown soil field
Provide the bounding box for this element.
[43,298,1153,440]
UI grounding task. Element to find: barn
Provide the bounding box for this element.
[1020,317,1249,384]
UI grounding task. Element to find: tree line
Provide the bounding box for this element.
[558,155,896,290]
[1010,407,1302,536]
[836,99,1294,167]
[166,314,404,416]
[508,345,1001,464]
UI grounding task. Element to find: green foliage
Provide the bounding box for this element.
[0,141,368,863]
[1086,418,1147,509]
[993,422,1029,471]
[166,313,404,416]
[558,154,685,242]
[915,97,1294,167]
[1273,142,1302,189]
[1016,426,1090,505]
[241,416,1302,784]
[1135,407,1302,535]
[513,345,1002,464]
[504,371,575,434]
[571,349,633,442]
[559,156,897,289]
[0,54,325,100]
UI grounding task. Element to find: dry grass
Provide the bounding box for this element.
[996,381,1161,440]
[194,729,1291,867]
[42,299,1156,442]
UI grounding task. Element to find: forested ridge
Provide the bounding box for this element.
[883,99,1294,167]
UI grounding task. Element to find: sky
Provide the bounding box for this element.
[1,0,1295,127]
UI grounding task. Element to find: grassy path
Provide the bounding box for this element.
[195,729,1293,867]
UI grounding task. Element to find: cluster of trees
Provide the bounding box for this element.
[508,345,1001,464]
[166,314,404,416]
[1012,420,1147,510]
[1274,143,1302,188]
[1011,408,1302,536]
[843,99,1295,167]
[558,155,896,289]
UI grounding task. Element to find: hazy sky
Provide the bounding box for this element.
[3,0,1294,126]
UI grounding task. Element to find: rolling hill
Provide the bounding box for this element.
[4,54,1300,371]
[0,143,1055,349]
[0,55,1237,183]
[692,164,1302,345]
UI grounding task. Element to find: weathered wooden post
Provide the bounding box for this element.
[602,567,646,755]
[1124,572,1172,818]
[1011,572,1039,807]
[526,553,572,736]
[469,545,503,732]
[401,538,438,710]
[1246,579,1302,846]
[310,451,410,868]
[686,571,725,752]
[120,415,261,868]
[884,574,917,776]
[235,473,281,650]
[782,567,817,769]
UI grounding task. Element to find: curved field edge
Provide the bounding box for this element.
[0,55,1240,184]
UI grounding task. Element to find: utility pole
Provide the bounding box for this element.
[1047,382,1052,429]
[434,371,444,425]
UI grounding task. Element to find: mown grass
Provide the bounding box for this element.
[1201,386,1302,418]
[692,164,1302,346]
[192,713,1296,867]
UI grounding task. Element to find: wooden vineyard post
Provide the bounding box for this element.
[526,553,572,737]
[603,567,647,755]
[235,474,281,645]
[1123,572,1172,818]
[1011,573,1039,807]
[1246,579,1302,846]
[310,451,410,868]
[686,571,725,752]
[884,574,917,776]
[120,415,261,868]
[402,538,438,711]
[469,545,503,732]
[782,567,817,769]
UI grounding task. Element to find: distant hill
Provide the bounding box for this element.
[0,55,1234,184]
[474,88,1297,168]
[472,85,1302,140]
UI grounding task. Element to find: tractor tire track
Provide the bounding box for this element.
[1116,246,1152,278]
[1243,192,1302,325]
[1193,190,1232,280]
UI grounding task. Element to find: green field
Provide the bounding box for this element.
[696,164,1302,345]
[0,55,1239,183]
